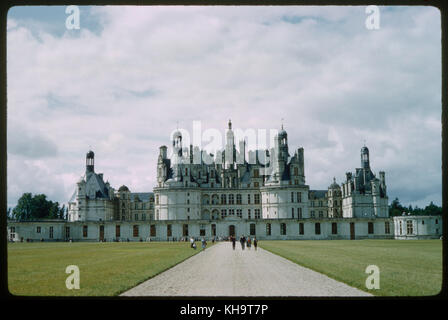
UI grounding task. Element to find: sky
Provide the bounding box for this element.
[6,5,442,209]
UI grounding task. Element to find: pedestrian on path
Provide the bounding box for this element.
[247,237,251,250]
[253,237,258,251]
[190,237,194,249]
[231,236,236,250]
[201,238,207,250]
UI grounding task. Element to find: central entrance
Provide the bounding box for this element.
[229,225,235,237]
[350,222,355,240]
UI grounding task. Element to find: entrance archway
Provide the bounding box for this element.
[229,225,235,237]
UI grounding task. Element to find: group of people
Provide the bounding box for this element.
[230,235,258,251]
[190,237,207,250]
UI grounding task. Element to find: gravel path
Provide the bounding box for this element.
[121,242,372,297]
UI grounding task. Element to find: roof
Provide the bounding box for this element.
[118,185,130,192]
[309,190,327,199]
[131,192,154,202]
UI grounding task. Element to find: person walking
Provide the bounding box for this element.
[253,237,258,251]
[247,237,251,250]
[190,237,194,249]
[201,238,207,250]
[231,236,236,250]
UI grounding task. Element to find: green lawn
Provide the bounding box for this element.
[259,240,443,296]
[8,241,207,296]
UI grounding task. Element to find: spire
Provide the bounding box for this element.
[228,119,232,130]
[281,118,284,130]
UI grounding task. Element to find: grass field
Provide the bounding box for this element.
[8,241,208,296]
[259,239,443,296]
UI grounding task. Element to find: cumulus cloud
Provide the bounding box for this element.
[6,6,441,209]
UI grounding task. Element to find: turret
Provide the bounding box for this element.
[86,150,94,174]
[361,146,370,170]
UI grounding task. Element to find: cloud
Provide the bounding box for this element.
[6,6,442,209]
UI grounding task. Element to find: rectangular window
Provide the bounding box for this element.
[385,221,390,234]
[332,223,337,235]
[116,225,121,237]
[255,209,261,219]
[211,224,216,236]
[292,207,294,219]
[83,225,88,237]
[150,224,156,237]
[167,224,172,237]
[254,169,259,178]
[254,194,260,204]
[49,226,54,239]
[399,221,402,235]
[319,211,323,218]
[133,225,139,237]
[406,221,413,235]
[311,211,315,218]
[221,209,227,218]
[229,209,235,216]
[254,182,259,188]
[247,194,251,204]
[368,222,374,234]
[266,223,271,236]
[248,209,251,219]
[250,223,256,236]
[237,209,242,218]
[36,226,41,233]
[280,223,287,235]
[65,227,70,239]
[299,223,304,235]
[291,192,294,202]
[315,223,321,235]
[221,194,227,204]
[236,194,242,204]
[135,214,138,221]
[298,207,302,219]
[156,195,159,205]
[297,192,302,203]
[183,224,188,237]
[229,194,234,204]
[200,229,206,236]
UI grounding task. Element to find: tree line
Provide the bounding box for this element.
[9,193,67,221]
[389,197,442,217]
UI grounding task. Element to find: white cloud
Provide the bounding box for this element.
[6,6,441,209]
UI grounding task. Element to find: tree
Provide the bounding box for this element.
[12,193,66,221]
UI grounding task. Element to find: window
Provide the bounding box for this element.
[250,224,256,235]
[237,209,242,218]
[187,199,190,204]
[116,225,121,237]
[236,194,242,204]
[294,167,298,176]
[167,224,172,237]
[83,225,88,237]
[297,192,302,203]
[266,223,271,236]
[65,227,70,239]
[200,229,206,236]
[156,195,159,205]
[310,211,315,218]
[319,201,323,207]
[133,225,139,237]
[436,219,438,224]
[291,192,294,202]
[319,211,323,218]
[406,221,413,235]
[385,221,390,234]
[229,194,234,204]
[142,214,146,221]
[221,194,226,205]
[183,224,188,236]
[368,222,374,234]
[36,226,41,233]
[280,223,287,235]
[299,223,304,235]
[292,208,294,218]
[399,221,402,235]
[49,226,54,239]
[254,169,259,178]
[211,224,216,236]
[297,208,302,219]
[248,209,251,219]
[422,220,425,225]
[255,209,261,219]
[254,194,260,204]
[221,209,227,218]
[332,223,337,235]
[254,182,259,188]
[315,223,321,235]
[150,224,156,237]
[247,194,251,204]
[135,214,138,221]
[229,209,235,216]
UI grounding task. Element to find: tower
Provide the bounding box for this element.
[361,145,370,170]
[86,150,94,174]
[225,119,235,169]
